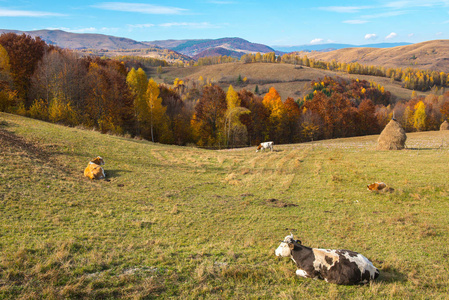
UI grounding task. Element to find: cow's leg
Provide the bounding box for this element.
[296,269,309,278]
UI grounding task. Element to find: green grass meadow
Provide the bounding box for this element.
[1,112,449,299]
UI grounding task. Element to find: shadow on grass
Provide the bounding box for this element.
[377,266,407,284]
[406,147,436,151]
[105,169,131,179]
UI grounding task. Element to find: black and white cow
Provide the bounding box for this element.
[275,234,380,285]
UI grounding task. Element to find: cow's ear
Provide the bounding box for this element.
[296,239,302,245]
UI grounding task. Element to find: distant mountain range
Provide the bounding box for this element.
[0,29,152,51]
[0,29,418,60]
[149,37,276,57]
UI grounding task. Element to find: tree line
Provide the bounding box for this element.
[1,33,449,148]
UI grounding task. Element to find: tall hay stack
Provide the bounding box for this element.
[377,119,407,150]
[440,120,449,131]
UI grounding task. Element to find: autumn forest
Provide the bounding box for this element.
[1,33,449,148]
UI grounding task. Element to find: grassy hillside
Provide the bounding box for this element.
[155,62,429,101]
[299,40,449,73]
[1,113,449,299]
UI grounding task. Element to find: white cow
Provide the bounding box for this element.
[256,141,274,152]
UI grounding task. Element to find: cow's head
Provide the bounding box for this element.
[256,145,262,152]
[91,156,105,165]
[275,234,301,257]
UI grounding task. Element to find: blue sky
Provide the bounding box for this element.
[0,0,448,46]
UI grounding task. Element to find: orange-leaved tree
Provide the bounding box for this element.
[0,44,17,112]
[262,87,289,143]
[0,33,47,108]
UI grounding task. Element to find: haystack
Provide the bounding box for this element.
[440,120,449,131]
[377,119,407,150]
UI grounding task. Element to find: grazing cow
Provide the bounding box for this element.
[275,234,380,285]
[84,156,106,180]
[367,182,387,191]
[256,141,274,152]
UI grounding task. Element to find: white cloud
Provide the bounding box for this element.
[207,1,235,4]
[310,38,324,44]
[0,8,65,17]
[45,27,71,31]
[436,32,443,35]
[318,6,372,13]
[385,0,449,9]
[365,33,378,40]
[127,24,155,29]
[343,19,369,24]
[385,32,397,39]
[93,2,188,15]
[408,33,415,37]
[45,27,119,34]
[71,27,98,33]
[362,10,408,19]
[159,22,220,29]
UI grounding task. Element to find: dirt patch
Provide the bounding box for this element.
[265,198,298,208]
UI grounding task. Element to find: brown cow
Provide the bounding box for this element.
[367,182,387,191]
[84,156,106,180]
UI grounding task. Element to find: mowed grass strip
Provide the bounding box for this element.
[1,112,449,299]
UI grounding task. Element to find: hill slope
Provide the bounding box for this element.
[296,40,449,72]
[0,29,151,50]
[1,112,449,298]
[156,62,429,100]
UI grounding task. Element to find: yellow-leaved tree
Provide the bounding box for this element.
[403,105,415,131]
[225,85,249,146]
[146,79,170,142]
[126,67,148,135]
[413,101,426,131]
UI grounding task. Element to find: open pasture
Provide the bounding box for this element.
[1,112,449,299]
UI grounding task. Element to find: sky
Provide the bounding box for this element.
[0,0,448,46]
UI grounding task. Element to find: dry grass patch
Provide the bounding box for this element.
[1,113,449,299]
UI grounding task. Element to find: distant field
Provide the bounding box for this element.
[301,40,449,73]
[1,112,449,299]
[154,62,429,101]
